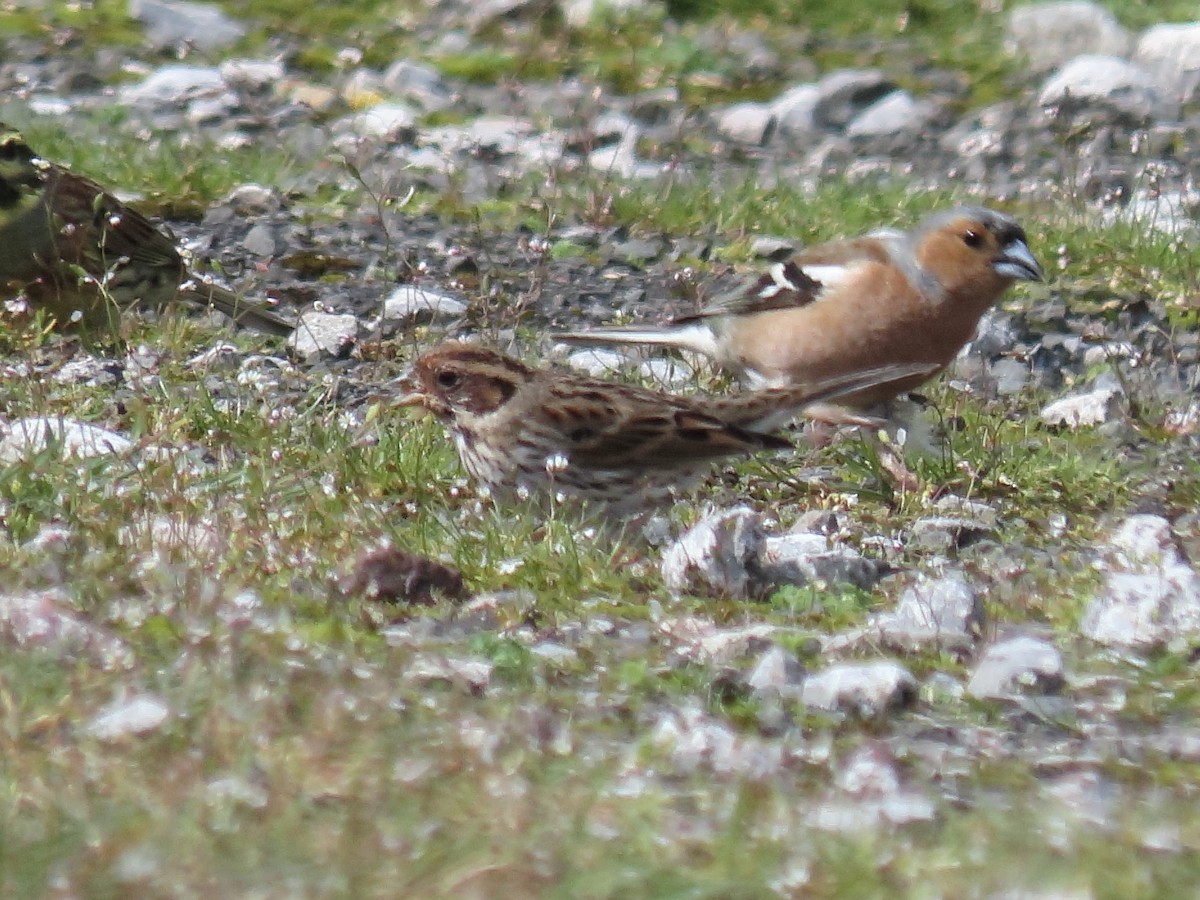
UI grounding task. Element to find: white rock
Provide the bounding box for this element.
[966,636,1065,700]
[119,514,223,557]
[893,572,984,635]
[1135,22,1200,102]
[587,132,659,179]
[661,507,765,599]
[1105,189,1199,236]
[0,589,133,668]
[771,83,821,141]
[1038,54,1170,119]
[86,695,170,741]
[1081,570,1200,647]
[637,356,694,391]
[1109,514,1184,569]
[0,417,132,462]
[287,312,359,363]
[563,347,629,377]
[345,102,417,138]
[714,102,775,145]
[1081,515,1200,648]
[1040,386,1122,428]
[1006,1,1131,72]
[846,91,935,139]
[403,655,493,693]
[117,64,225,106]
[801,660,917,716]
[382,285,467,322]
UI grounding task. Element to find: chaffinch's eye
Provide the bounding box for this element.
[962,229,983,248]
[436,370,461,389]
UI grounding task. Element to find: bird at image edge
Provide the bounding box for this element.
[0,121,294,336]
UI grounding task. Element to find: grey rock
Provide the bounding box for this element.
[759,532,885,590]
[52,357,124,387]
[0,417,132,462]
[714,101,775,145]
[967,636,1066,700]
[814,69,895,129]
[241,223,279,257]
[1006,2,1131,73]
[610,235,662,264]
[382,285,468,323]
[287,312,359,362]
[932,496,999,527]
[801,660,917,716]
[745,644,805,697]
[221,183,281,215]
[130,0,246,52]
[1081,515,1200,648]
[218,59,285,90]
[771,83,820,141]
[908,515,995,552]
[382,60,455,112]
[941,102,1014,166]
[1135,22,1200,102]
[1040,386,1123,428]
[661,506,766,599]
[1038,54,1171,121]
[989,356,1031,395]
[846,91,935,139]
[117,64,225,106]
[1081,341,1137,367]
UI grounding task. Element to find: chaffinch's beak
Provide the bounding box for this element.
[994,239,1043,282]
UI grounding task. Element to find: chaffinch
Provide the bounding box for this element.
[559,207,1043,417]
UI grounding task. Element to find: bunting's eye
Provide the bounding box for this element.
[963,229,983,248]
[436,370,461,390]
